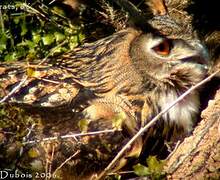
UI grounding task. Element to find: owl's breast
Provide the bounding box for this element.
[157,90,200,133]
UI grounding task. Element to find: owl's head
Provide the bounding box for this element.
[130,17,209,91]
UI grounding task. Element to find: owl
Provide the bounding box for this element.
[0,14,208,177]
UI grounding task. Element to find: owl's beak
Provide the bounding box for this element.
[180,41,209,70]
[190,41,209,66]
[186,55,208,66]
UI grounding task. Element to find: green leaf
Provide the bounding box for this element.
[27,50,37,60]
[17,40,35,49]
[54,32,65,42]
[32,33,41,44]
[78,119,89,133]
[0,44,6,52]
[146,156,165,173]
[114,174,121,180]
[112,112,126,130]
[4,53,17,62]
[69,36,79,49]
[0,108,6,116]
[25,40,35,49]
[0,33,8,43]
[133,163,150,177]
[78,31,85,42]
[42,34,55,45]
[26,67,35,77]
[0,33,8,52]
[15,46,27,58]
[51,47,67,56]
[21,21,28,36]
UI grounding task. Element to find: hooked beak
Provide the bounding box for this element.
[180,41,209,70]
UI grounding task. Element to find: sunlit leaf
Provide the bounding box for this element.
[16,46,27,58]
[42,34,55,45]
[27,50,37,60]
[32,33,41,44]
[4,53,17,62]
[25,40,35,49]
[51,47,67,56]
[54,32,65,42]
[0,33,7,52]
[21,20,28,36]
[78,31,85,42]
[0,44,6,52]
[0,33,8,44]
[112,112,126,130]
[26,67,35,77]
[146,156,165,173]
[133,163,150,177]
[114,174,121,180]
[78,119,90,133]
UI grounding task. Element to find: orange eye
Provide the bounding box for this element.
[152,39,172,56]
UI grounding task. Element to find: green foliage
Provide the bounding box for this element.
[133,163,151,177]
[78,119,89,133]
[0,0,85,62]
[112,111,126,130]
[133,156,166,179]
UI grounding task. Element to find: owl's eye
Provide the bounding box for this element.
[152,39,172,56]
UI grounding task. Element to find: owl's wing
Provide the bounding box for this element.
[0,28,133,108]
[0,61,82,108]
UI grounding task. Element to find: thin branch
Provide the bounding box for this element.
[23,129,121,145]
[52,150,80,177]
[38,78,61,84]
[108,170,134,176]
[0,130,16,135]
[97,69,220,179]
[49,0,56,5]
[48,145,55,180]
[22,123,36,142]
[0,76,28,103]
[45,156,49,180]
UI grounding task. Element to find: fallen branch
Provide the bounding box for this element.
[0,76,28,103]
[52,150,80,177]
[23,129,121,145]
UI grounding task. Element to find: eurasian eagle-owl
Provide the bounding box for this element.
[0,12,208,178]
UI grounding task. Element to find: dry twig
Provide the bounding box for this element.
[52,150,80,177]
[23,129,121,145]
[0,76,28,103]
